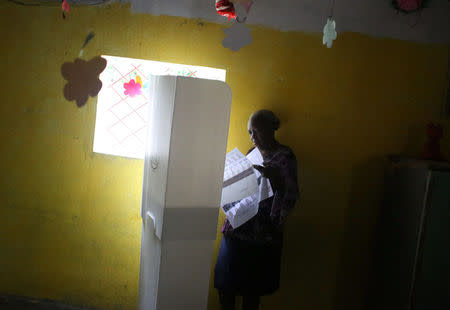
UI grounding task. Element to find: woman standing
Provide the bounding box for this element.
[214,110,300,310]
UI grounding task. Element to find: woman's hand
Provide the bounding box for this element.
[253,164,284,191]
[252,164,275,178]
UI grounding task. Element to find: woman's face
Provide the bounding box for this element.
[248,118,274,150]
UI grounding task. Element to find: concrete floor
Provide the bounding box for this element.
[0,295,93,310]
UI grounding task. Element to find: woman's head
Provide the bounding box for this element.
[247,110,280,150]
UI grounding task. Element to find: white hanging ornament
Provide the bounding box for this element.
[222,22,252,51]
[323,17,337,48]
[221,1,254,51]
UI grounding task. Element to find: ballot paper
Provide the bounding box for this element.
[246,148,274,201]
[222,192,259,229]
[220,148,258,206]
[220,147,275,229]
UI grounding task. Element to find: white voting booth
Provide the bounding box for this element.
[139,76,232,310]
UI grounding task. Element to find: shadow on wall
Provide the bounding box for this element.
[333,157,386,310]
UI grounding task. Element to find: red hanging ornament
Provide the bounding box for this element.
[216,0,236,20]
[392,0,426,13]
[62,0,70,19]
[397,0,423,11]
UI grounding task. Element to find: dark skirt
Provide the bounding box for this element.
[214,236,283,296]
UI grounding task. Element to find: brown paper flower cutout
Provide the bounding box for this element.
[61,56,107,107]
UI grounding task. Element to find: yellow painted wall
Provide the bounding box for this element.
[0,3,449,310]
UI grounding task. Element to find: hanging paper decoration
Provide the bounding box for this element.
[61,56,107,108]
[322,0,337,48]
[233,0,253,23]
[62,0,70,19]
[323,17,337,48]
[220,0,254,51]
[240,1,254,13]
[392,0,427,13]
[123,79,142,97]
[222,22,252,51]
[231,0,254,13]
[216,0,236,20]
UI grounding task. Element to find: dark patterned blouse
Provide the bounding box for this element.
[221,145,299,244]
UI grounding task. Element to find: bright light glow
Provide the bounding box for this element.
[93,55,226,159]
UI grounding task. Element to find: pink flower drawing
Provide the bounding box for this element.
[123,79,142,97]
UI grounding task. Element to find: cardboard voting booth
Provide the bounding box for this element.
[138,76,232,310]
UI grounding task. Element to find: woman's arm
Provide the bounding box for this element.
[268,151,300,226]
